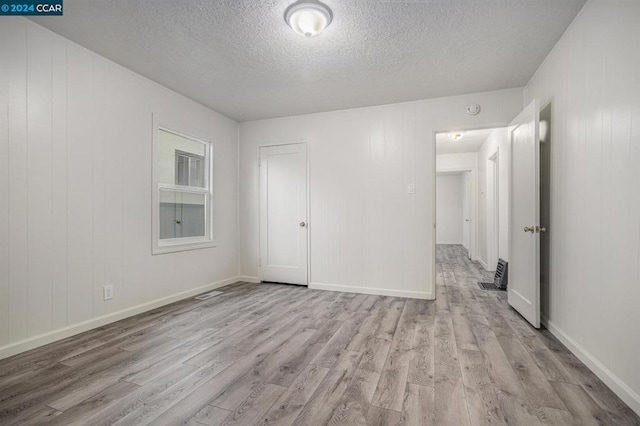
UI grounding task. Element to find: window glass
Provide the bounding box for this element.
[159,189,206,240]
[158,129,206,188]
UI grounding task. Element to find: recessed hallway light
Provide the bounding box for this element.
[448,131,466,141]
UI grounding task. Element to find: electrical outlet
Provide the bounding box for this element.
[103,285,114,301]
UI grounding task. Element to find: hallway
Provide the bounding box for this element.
[434,244,639,425]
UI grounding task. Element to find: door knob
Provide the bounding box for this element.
[299,222,306,227]
[536,226,546,233]
[523,226,534,233]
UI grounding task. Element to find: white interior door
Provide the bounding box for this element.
[462,171,471,259]
[508,99,541,328]
[259,143,308,285]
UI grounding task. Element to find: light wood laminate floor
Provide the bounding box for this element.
[0,244,638,425]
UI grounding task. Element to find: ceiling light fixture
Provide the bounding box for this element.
[285,1,333,38]
[448,132,466,141]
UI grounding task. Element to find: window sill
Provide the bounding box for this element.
[152,239,217,255]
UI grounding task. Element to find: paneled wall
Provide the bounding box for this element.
[240,88,523,299]
[525,0,640,413]
[0,19,240,357]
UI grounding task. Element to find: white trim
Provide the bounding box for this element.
[0,276,242,361]
[487,149,500,270]
[436,241,463,245]
[476,258,492,271]
[236,276,260,283]
[541,316,640,416]
[310,282,433,300]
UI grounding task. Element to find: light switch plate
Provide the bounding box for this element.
[408,183,415,194]
[103,285,114,301]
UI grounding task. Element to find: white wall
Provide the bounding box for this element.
[525,0,640,414]
[436,174,464,244]
[477,127,510,268]
[0,19,240,358]
[240,88,523,299]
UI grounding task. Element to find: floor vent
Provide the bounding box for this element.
[194,291,223,300]
[494,258,508,289]
[478,282,504,291]
[478,258,508,291]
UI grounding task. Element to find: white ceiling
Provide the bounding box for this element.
[31,0,585,122]
[436,128,496,155]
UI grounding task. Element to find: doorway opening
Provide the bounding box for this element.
[435,127,509,279]
[539,103,552,320]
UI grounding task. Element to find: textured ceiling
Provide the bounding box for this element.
[436,128,496,155]
[31,0,585,122]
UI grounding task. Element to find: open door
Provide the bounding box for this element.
[508,99,541,328]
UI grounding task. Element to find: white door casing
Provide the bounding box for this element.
[259,143,308,285]
[488,151,500,270]
[508,99,541,328]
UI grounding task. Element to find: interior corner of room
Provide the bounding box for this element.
[1,0,639,423]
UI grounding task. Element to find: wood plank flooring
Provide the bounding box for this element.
[0,244,638,425]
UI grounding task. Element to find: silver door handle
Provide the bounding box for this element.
[536,226,546,233]
[299,222,306,227]
[524,226,535,233]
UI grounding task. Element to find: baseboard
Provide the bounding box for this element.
[436,241,463,245]
[309,282,433,300]
[541,315,640,416]
[236,276,260,283]
[0,275,243,361]
[476,258,490,271]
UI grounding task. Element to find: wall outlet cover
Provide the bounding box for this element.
[103,285,114,301]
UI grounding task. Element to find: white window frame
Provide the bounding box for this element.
[152,118,215,255]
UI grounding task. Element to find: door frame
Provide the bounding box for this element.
[257,141,311,285]
[487,149,500,270]
[538,100,553,326]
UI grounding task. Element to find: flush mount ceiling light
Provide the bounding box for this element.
[285,1,333,38]
[448,132,466,141]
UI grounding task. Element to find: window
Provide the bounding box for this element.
[152,125,214,254]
